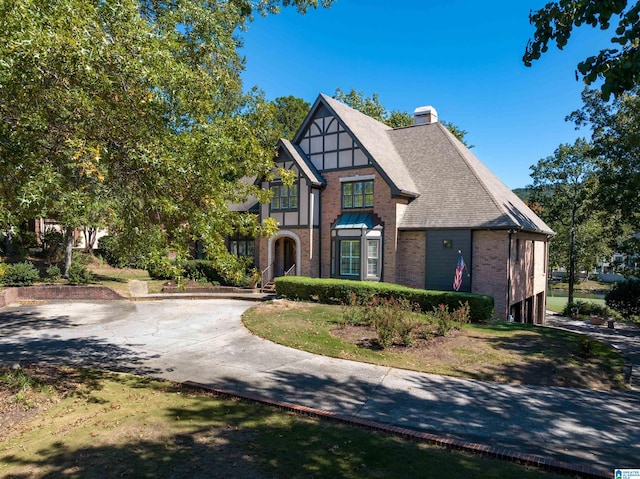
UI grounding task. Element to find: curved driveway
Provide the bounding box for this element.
[1,299,639,472]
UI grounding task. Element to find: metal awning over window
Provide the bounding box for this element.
[332,212,381,230]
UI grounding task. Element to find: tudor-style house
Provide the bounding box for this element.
[247,94,553,324]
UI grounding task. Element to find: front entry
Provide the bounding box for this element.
[275,236,296,277]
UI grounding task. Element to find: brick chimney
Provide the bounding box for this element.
[413,106,438,125]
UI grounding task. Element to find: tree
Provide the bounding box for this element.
[270,95,310,141]
[333,88,474,147]
[0,0,332,276]
[523,1,640,99]
[529,139,601,304]
[568,87,640,231]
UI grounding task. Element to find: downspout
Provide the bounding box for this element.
[318,187,323,278]
[507,230,513,320]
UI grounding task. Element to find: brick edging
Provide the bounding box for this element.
[182,380,610,479]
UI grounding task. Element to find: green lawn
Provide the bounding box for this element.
[243,301,625,389]
[545,295,606,313]
[0,366,565,479]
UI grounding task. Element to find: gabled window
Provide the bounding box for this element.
[271,183,298,211]
[342,180,373,209]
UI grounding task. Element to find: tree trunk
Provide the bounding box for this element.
[63,227,74,278]
[83,227,97,253]
[568,207,577,306]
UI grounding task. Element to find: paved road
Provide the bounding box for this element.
[1,299,639,472]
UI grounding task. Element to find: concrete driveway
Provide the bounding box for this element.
[1,299,639,473]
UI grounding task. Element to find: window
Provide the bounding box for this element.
[271,184,298,210]
[340,240,360,276]
[342,180,373,209]
[229,236,255,259]
[367,240,379,277]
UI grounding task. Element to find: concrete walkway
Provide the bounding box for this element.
[1,299,639,474]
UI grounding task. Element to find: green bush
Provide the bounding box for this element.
[96,235,144,269]
[606,279,640,319]
[277,276,494,322]
[0,261,8,280]
[39,228,64,258]
[430,302,470,336]
[1,261,40,286]
[183,260,224,285]
[563,300,619,319]
[44,265,62,283]
[67,263,93,284]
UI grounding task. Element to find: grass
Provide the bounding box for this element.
[549,279,611,292]
[243,301,625,389]
[0,366,565,479]
[545,296,607,313]
[86,261,165,296]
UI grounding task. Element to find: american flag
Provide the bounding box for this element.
[453,254,465,291]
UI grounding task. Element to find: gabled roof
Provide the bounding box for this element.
[298,94,419,198]
[279,139,325,187]
[388,122,553,234]
[287,93,552,235]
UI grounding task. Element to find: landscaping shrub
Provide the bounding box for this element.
[431,302,470,336]
[1,261,40,286]
[44,265,62,283]
[96,235,145,269]
[39,228,64,259]
[183,260,224,285]
[366,297,420,348]
[277,276,494,322]
[562,300,615,319]
[67,262,93,284]
[606,279,640,319]
[341,295,471,349]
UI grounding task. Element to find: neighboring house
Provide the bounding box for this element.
[245,94,553,323]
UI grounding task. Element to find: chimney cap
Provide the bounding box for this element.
[413,105,438,125]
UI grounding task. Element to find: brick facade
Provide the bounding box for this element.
[472,230,548,323]
[319,167,406,282]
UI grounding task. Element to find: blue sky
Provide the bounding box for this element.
[238,1,614,189]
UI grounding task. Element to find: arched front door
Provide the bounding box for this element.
[275,236,297,277]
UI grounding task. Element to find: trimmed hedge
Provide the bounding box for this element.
[275,276,494,323]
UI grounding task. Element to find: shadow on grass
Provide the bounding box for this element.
[196,366,640,472]
[1,390,566,479]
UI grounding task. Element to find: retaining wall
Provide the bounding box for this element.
[0,285,123,307]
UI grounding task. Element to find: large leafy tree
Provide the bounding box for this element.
[529,139,603,304]
[269,95,310,141]
[333,88,474,147]
[568,87,640,230]
[523,0,640,99]
[0,0,332,275]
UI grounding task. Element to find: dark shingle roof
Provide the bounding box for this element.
[279,139,325,187]
[387,122,553,233]
[320,94,419,197]
[287,94,552,235]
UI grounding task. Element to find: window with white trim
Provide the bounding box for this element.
[367,239,380,277]
[340,239,360,276]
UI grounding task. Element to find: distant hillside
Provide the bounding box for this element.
[513,187,533,202]
[513,186,552,202]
